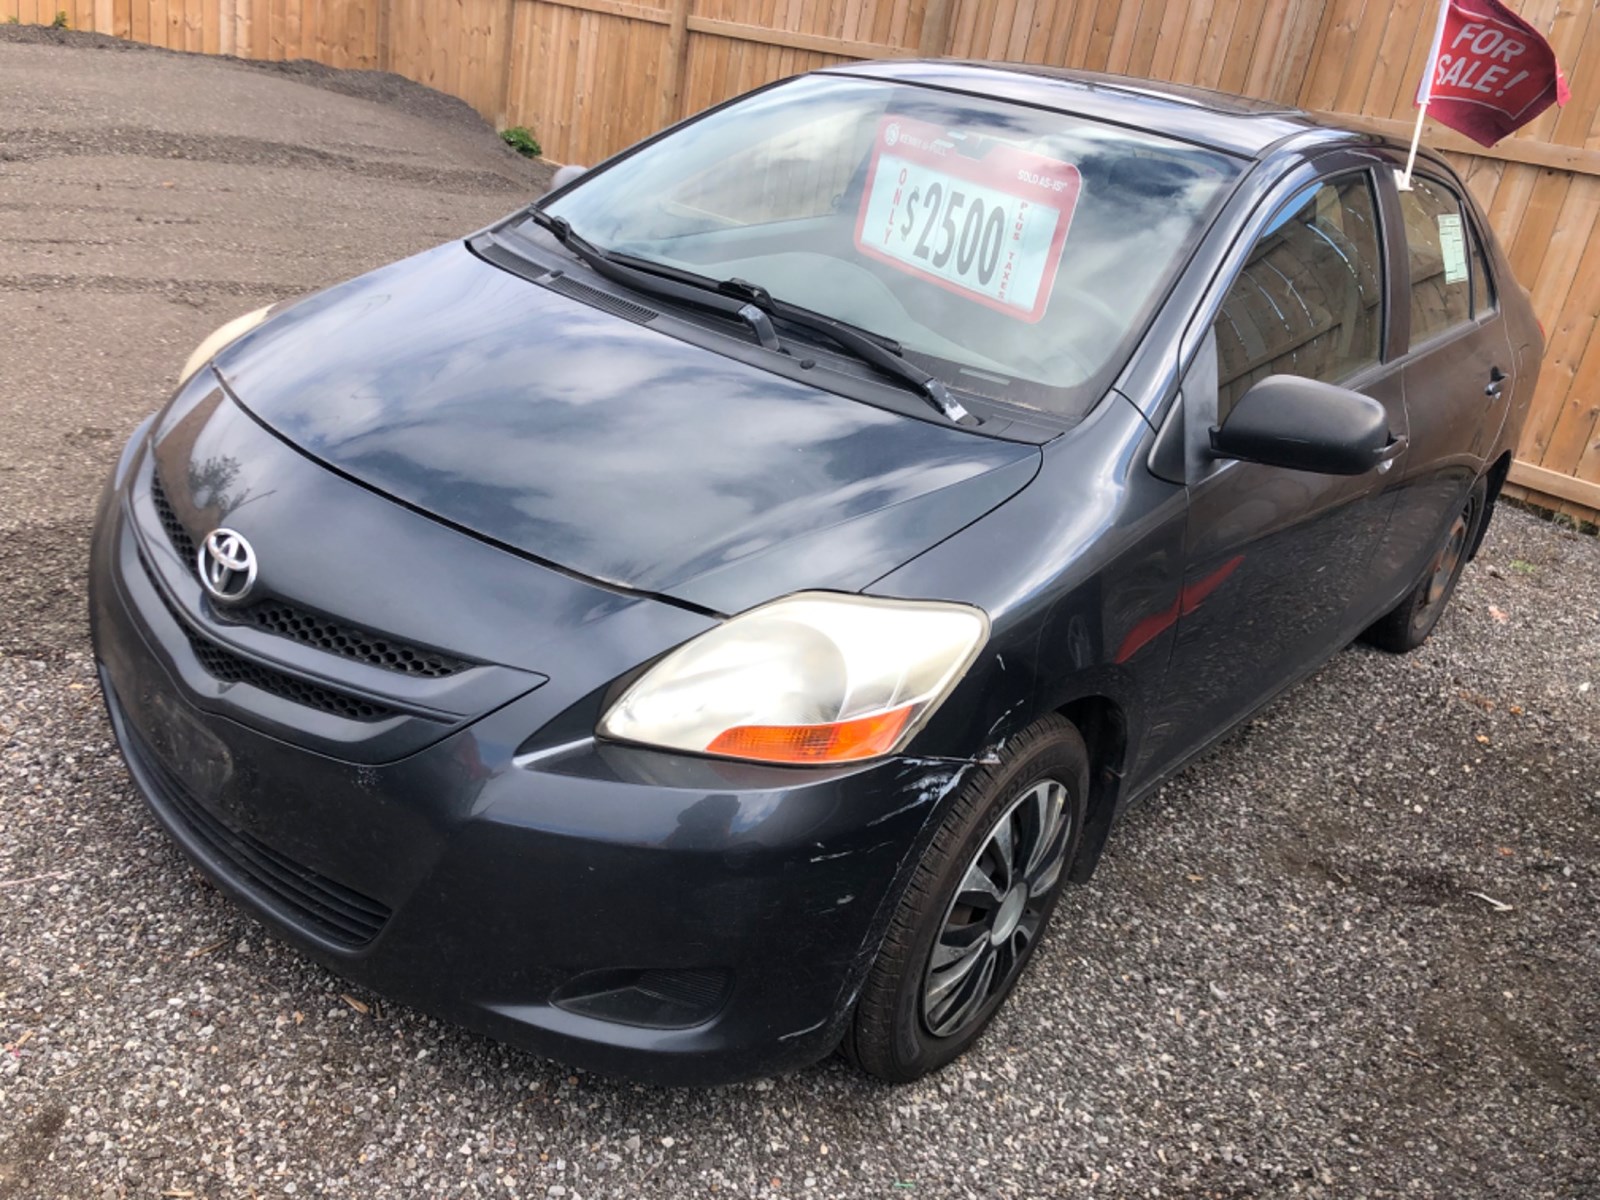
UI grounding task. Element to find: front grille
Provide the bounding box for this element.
[118,708,391,947]
[141,550,396,722]
[224,603,469,678]
[149,472,196,567]
[148,469,469,678]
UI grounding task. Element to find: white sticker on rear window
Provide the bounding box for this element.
[853,117,1081,323]
[1437,212,1468,285]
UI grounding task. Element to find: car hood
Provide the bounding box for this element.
[214,242,1040,614]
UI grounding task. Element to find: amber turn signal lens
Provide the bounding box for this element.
[705,704,915,764]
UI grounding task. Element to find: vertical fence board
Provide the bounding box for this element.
[1550,3,1600,145]
[1193,0,1241,89]
[1123,1,1165,76]
[1529,195,1600,468]
[1508,170,1574,288]
[1514,0,1565,144]
[1329,0,1390,114]
[1215,0,1265,95]
[1549,322,1600,479]
[1155,3,1191,76]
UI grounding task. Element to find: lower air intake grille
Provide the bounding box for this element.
[551,967,733,1029]
[186,638,394,721]
[119,710,391,948]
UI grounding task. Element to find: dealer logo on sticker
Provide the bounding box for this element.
[853,116,1081,323]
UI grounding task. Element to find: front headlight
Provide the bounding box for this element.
[176,305,274,387]
[598,592,988,765]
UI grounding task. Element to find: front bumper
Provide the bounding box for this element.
[89,456,971,1086]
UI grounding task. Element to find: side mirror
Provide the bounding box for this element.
[546,164,588,195]
[1210,375,1404,476]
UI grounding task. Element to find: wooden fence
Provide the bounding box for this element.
[5,0,1599,522]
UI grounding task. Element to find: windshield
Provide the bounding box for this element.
[538,75,1244,417]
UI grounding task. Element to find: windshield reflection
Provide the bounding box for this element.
[543,76,1243,416]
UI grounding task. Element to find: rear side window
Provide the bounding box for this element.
[1399,177,1480,344]
[1214,174,1384,417]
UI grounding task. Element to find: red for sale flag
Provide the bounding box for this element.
[1415,0,1571,147]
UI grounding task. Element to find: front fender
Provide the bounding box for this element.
[871,393,1190,842]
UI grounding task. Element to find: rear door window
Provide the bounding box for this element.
[1399,177,1477,345]
[1213,173,1385,417]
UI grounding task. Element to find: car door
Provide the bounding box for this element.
[1369,171,1514,590]
[1143,160,1408,773]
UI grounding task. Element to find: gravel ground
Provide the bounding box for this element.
[2,30,1598,1200]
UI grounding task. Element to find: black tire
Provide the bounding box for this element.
[1361,480,1487,654]
[842,715,1089,1083]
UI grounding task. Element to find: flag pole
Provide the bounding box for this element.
[1400,0,1451,191]
[1399,102,1429,191]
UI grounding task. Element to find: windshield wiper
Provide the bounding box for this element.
[720,278,973,426]
[527,209,780,349]
[526,208,609,275]
[524,209,973,426]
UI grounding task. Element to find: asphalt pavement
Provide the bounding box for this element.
[1,28,1597,1199]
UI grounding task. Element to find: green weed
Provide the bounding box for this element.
[501,126,542,158]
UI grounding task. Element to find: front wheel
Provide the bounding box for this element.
[1361,480,1486,654]
[842,715,1088,1082]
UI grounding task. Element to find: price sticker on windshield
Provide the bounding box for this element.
[854,117,1081,323]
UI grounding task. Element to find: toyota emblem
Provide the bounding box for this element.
[198,528,257,604]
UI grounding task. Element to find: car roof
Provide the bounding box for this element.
[826,59,1360,160]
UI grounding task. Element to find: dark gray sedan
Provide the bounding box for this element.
[90,61,1541,1085]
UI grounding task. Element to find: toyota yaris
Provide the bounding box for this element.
[90,61,1541,1084]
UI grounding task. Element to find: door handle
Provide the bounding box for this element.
[1485,366,1507,398]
